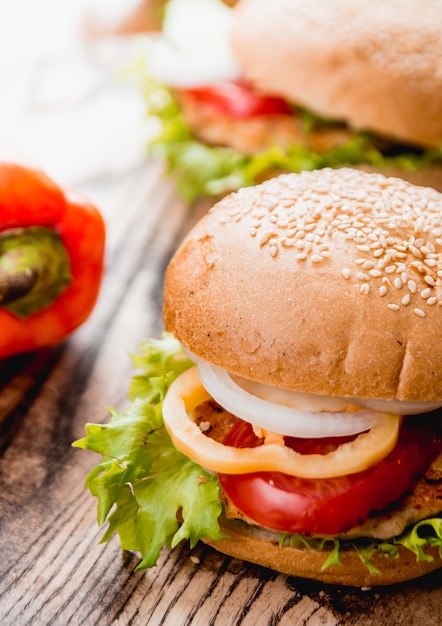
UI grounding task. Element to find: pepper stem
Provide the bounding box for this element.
[0,227,72,319]
[0,268,38,303]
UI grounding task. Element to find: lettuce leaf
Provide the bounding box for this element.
[74,334,442,573]
[282,517,442,575]
[127,51,442,203]
[73,335,226,570]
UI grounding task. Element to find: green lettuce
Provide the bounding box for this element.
[282,518,442,575]
[74,334,442,574]
[127,53,442,203]
[73,335,226,570]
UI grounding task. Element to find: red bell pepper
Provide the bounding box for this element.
[0,157,105,358]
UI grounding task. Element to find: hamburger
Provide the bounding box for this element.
[137,0,442,201]
[76,168,442,587]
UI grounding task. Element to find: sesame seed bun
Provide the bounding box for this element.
[202,517,441,587]
[231,0,442,149]
[163,168,442,402]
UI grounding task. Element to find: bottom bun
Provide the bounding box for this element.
[202,518,441,587]
[355,163,442,193]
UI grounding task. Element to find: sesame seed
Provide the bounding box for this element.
[362,260,375,269]
[409,245,422,258]
[258,231,272,245]
[413,308,426,318]
[388,304,400,311]
[427,297,437,305]
[342,268,351,279]
[401,294,411,306]
[296,253,307,260]
[421,288,432,299]
[379,286,388,296]
[311,254,324,263]
[357,272,370,281]
[408,280,417,293]
[394,277,403,289]
[369,269,382,277]
[424,275,435,286]
[415,216,426,232]
[425,258,437,267]
[360,283,370,295]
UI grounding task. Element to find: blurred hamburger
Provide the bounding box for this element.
[77,168,442,587]
[137,0,442,201]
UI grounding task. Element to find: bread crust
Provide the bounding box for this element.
[231,0,442,148]
[202,518,441,587]
[163,168,442,401]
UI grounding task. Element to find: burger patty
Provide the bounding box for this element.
[193,399,442,540]
[176,91,353,155]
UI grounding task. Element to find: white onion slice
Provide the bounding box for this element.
[196,359,378,438]
[149,39,241,88]
[149,0,242,88]
[345,396,442,415]
[235,376,352,413]
[163,0,235,56]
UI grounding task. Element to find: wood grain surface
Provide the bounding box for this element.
[0,28,441,626]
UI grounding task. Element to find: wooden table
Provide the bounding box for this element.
[0,34,440,626]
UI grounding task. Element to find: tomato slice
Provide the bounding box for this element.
[180,81,292,119]
[218,418,441,535]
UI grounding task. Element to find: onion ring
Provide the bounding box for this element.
[345,396,442,415]
[196,358,378,438]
